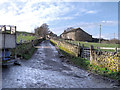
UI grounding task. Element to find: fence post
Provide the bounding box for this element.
[22,34,24,43]
[77,42,81,57]
[97,47,100,50]
[82,44,84,58]
[90,45,94,64]
[115,47,117,52]
[20,33,23,44]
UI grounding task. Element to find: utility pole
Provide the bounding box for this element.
[114,33,115,39]
[99,24,101,43]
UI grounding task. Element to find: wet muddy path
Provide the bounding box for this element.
[2,40,117,88]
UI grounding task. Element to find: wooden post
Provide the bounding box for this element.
[97,47,100,50]
[58,41,60,46]
[20,33,22,44]
[115,47,117,52]
[15,26,17,59]
[77,42,80,57]
[3,26,6,61]
[82,44,84,58]
[90,45,94,64]
[22,34,24,43]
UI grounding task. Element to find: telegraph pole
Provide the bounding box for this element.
[114,33,115,39]
[99,24,101,43]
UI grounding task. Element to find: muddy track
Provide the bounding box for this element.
[2,40,118,88]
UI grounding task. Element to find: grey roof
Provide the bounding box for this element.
[61,27,91,36]
[0,25,16,27]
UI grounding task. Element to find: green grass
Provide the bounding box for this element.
[15,39,43,60]
[16,31,36,44]
[16,32,36,59]
[50,40,57,45]
[58,46,77,56]
[23,47,37,60]
[66,40,119,48]
[65,40,119,52]
[60,46,120,81]
[17,34,36,44]
[16,31,42,59]
[60,49,90,70]
[10,31,43,60]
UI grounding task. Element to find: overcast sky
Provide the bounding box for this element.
[0,0,119,39]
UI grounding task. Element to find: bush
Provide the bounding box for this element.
[11,39,43,60]
[109,39,120,44]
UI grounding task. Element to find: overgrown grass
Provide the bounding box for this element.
[17,34,36,44]
[60,49,90,70]
[11,39,43,60]
[58,46,77,56]
[15,32,41,59]
[22,47,36,60]
[50,39,120,81]
[89,64,120,81]
[50,40,57,45]
[61,46,120,81]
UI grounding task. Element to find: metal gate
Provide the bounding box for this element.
[81,47,90,60]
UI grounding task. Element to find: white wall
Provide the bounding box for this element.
[0,34,16,49]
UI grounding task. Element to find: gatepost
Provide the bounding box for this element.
[90,45,94,65]
[0,26,2,90]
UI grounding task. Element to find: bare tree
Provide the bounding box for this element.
[34,23,49,39]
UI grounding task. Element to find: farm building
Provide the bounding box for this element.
[46,32,57,39]
[60,28,92,41]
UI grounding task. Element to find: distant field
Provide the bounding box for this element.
[17,32,36,44]
[66,40,118,48]
[65,40,119,52]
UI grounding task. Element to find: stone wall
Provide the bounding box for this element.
[50,38,79,57]
[90,50,120,72]
[51,38,120,72]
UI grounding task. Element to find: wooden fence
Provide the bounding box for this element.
[97,47,120,51]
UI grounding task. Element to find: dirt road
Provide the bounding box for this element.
[2,40,117,88]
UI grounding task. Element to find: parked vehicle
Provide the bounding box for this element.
[0,25,17,65]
